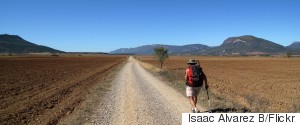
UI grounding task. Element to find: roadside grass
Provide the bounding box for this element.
[137,57,250,113]
[243,94,270,112]
[292,100,300,113]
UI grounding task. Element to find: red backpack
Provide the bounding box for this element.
[186,65,203,87]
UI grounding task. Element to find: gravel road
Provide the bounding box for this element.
[88,56,204,125]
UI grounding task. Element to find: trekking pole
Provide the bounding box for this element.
[206,88,212,113]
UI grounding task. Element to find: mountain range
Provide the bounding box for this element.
[1,34,299,55]
[0,34,63,53]
[110,35,300,55]
[110,44,210,55]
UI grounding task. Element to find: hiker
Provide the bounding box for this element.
[185,59,208,113]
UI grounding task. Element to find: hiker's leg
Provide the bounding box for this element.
[194,96,200,112]
[189,96,196,108]
[193,96,198,107]
[193,87,200,109]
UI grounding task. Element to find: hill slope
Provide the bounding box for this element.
[287,41,300,54]
[287,41,300,49]
[0,34,63,53]
[213,35,287,55]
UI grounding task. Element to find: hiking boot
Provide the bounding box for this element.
[194,108,199,113]
[191,108,195,113]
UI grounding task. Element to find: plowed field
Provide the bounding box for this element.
[0,55,126,125]
[138,56,300,112]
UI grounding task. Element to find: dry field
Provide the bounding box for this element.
[137,56,300,113]
[0,55,126,125]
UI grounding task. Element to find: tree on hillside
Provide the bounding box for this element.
[153,46,168,69]
[287,52,292,58]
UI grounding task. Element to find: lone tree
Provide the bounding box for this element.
[153,46,168,69]
[287,52,292,58]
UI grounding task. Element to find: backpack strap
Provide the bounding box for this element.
[186,66,193,86]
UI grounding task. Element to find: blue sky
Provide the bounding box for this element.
[1,0,299,52]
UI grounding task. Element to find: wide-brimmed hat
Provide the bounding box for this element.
[187,59,197,64]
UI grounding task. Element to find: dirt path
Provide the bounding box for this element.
[85,56,205,124]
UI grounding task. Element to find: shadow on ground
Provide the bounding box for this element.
[203,108,251,113]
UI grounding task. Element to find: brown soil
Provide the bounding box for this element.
[137,56,300,112]
[0,55,126,125]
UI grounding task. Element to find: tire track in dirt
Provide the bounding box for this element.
[87,56,205,125]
